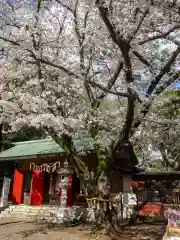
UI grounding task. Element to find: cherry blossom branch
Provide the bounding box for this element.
[87,80,137,99]
[139,25,180,45]
[44,126,90,178]
[98,61,123,99]
[96,0,137,154]
[133,50,156,77]
[96,0,120,45]
[146,46,180,96]
[96,0,134,84]
[144,118,180,125]
[128,7,149,43]
[159,144,173,168]
[111,95,136,153]
[39,57,78,77]
[0,36,20,46]
[130,71,180,137]
[154,71,180,96]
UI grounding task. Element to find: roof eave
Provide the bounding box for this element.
[0,148,94,162]
[0,152,67,162]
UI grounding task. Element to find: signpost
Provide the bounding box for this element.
[0,177,11,207]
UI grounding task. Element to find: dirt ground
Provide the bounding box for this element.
[0,220,165,240]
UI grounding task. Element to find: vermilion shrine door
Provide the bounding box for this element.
[12,170,24,204]
[31,170,44,205]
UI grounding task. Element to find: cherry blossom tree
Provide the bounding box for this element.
[0,0,180,193]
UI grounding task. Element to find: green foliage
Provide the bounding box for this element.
[5,126,46,142]
[153,90,180,162]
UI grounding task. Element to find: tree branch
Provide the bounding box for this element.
[159,144,173,169]
[133,50,156,77]
[146,46,180,96]
[96,0,120,44]
[129,71,180,139]
[111,96,136,153]
[139,25,180,45]
[44,126,90,179]
[154,71,180,96]
[0,36,20,46]
[96,0,133,83]
[128,7,149,43]
[87,79,139,99]
[98,61,123,99]
[39,57,78,77]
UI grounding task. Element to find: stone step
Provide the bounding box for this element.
[14,205,57,209]
[0,205,91,223]
[0,216,58,223]
[9,209,57,214]
[3,216,58,223]
[2,207,56,212]
[10,208,57,212]
[3,212,54,217]
[2,213,56,220]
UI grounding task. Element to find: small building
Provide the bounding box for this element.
[132,171,180,205]
[0,138,138,207]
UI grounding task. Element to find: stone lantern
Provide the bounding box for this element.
[55,159,73,223]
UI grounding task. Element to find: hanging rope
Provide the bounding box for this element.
[30,161,61,172]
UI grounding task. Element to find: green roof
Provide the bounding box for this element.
[0,137,93,161]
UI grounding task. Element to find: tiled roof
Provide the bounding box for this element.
[0,137,93,161]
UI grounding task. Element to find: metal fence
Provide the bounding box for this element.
[135,189,180,204]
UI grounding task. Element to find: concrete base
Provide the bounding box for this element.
[55,207,73,223]
[49,206,96,223]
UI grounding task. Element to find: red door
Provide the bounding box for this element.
[12,170,24,204]
[31,170,44,205]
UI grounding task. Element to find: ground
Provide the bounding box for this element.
[0,220,165,240]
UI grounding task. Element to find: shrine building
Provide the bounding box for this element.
[0,138,139,207]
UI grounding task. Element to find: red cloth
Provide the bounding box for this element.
[139,203,164,216]
[12,170,24,204]
[132,181,145,189]
[31,170,44,205]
